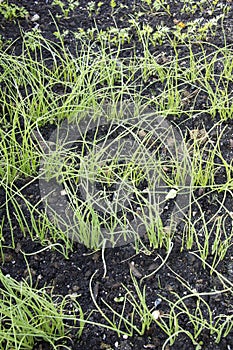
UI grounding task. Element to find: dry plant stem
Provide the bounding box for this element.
[140,240,173,284]
[102,239,107,278]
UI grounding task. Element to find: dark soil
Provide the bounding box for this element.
[0,1,233,350]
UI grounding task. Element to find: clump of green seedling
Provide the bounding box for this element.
[0,1,28,21]
[52,0,80,18]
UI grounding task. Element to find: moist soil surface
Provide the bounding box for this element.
[0,1,233,350]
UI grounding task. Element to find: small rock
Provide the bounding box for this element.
[72,285,80,292]
[152,310,161,320]
[31,14,40,22]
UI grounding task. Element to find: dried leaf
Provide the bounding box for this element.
[129,261,142,278]
[165,189,177,200]
[173,19,186,28]
[177,21,186,28]
[189,128,209,144]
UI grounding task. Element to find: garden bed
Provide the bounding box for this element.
[0,1,233,349]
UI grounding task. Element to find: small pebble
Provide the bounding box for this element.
[152,310,160,320]
[31,14,40,22]
[154,298,162,308]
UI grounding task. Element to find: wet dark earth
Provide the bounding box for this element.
[0,1,233,349]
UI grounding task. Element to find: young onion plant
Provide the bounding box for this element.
[0,270,84,350]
